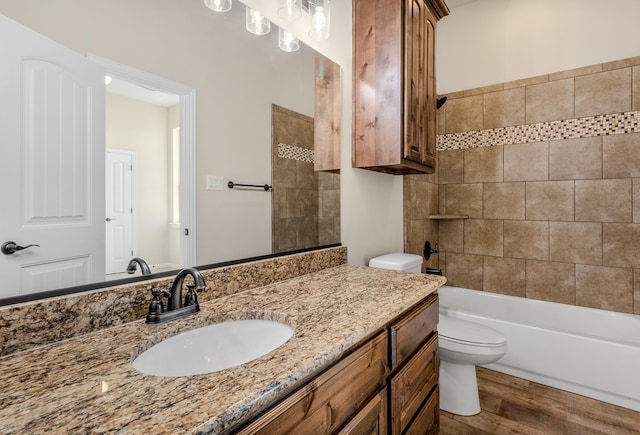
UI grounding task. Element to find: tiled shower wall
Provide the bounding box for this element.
[405,55,640,314]
[271,105,340,253]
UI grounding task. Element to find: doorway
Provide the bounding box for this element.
[91,55,197,273]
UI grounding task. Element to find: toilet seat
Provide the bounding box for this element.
[438,316,506,348]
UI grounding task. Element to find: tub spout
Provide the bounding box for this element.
[425,267,443,275]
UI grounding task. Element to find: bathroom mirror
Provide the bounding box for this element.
[0,0,341,303]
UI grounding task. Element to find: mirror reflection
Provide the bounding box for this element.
[0,0,341,302]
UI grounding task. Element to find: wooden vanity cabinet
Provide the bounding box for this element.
[232,293,439,435]
[353,0,449,175]
[234,332,388,435]
[389,293,440,434]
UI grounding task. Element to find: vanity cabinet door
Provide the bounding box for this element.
[389,333,439,435]
[336,388,387,435]
[236,332,388,435]
[389,292,438,369]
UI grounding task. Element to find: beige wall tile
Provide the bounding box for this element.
[549,137,602,180]
[464,219,503,257]
[405,219,425,258]
[575,179,632,222]
[576,264,633,313]
[504,142,549,182]
[504,220,549,260]
[464,146,503,183]
[525,181,574,221]
[504,74,549,90]
[526,260,575,304]
[442,252,483,290]
[483,88,526,129]
[633,66,640,112]
[444,183,483,218]
[405,178,438,220]
[483,256,526,296]
[603,56,640,70]
[438,149,464,184]
[439,219,464,253]
[446,94,483,134]
[549,222,602,265]
[634,179,640,223]
[603,223,640,268]
[575,68,632,117]
[549,64,602,81]
[635,269,640,314]
[526,79,574,123]
[483,182,525,220]
[603,133,640,178]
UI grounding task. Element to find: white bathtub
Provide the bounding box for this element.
[438,285,640,412]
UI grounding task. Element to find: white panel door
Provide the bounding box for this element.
[105,149,135,274]
[0,15,105,298]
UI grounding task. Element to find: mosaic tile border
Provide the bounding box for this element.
[277,142,315,163]
[437,111,640,151]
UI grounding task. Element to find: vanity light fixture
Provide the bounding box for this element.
[278,28,300,52]
[204,0,232,13]
[308,0,330,41]
[278,0,302,21]
[246,6,271,35]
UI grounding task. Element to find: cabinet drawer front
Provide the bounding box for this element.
[390,293,438,368]
[336,387,387,435]
[389,333,439,435]
[404,386,439,435]
[238,332,388,435]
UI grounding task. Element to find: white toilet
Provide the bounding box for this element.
[369,253,507,416]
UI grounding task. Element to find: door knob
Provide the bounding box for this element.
[1,241,40,255]
[105,217,116,222]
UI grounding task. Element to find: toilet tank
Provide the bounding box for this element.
[369,253,422,273]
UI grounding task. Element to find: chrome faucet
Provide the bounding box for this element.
[126,257,151,276]
[145,267,207,324]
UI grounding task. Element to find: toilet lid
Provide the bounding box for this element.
[438,316,506,346]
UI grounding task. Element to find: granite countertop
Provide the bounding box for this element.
[0,265,444,434]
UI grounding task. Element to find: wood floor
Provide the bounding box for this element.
[439,368,640,434]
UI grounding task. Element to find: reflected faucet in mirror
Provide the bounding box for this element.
[146,268,207,324]
[126,257,151,276]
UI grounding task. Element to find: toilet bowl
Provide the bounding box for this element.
[369,253,507,416]
[438,315,507,415]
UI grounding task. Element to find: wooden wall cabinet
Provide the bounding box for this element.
[353,0,449,175]
[232,293,439,435]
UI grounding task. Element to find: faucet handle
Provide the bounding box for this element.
[149,288,170,315]
[184,284,199,307]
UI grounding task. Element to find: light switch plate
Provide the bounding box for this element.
[206,175,224,191]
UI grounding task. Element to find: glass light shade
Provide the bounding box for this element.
[203,0,232,13]
[278,0,302,21]
[278,28,300,52]
[246,7,271,35]
[308,0,330,41]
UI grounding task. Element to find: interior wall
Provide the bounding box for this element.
[435,56,640,315]
[106,93,171,267]
[437,0,640,94]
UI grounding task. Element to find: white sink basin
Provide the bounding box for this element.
[133,319,294,377]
